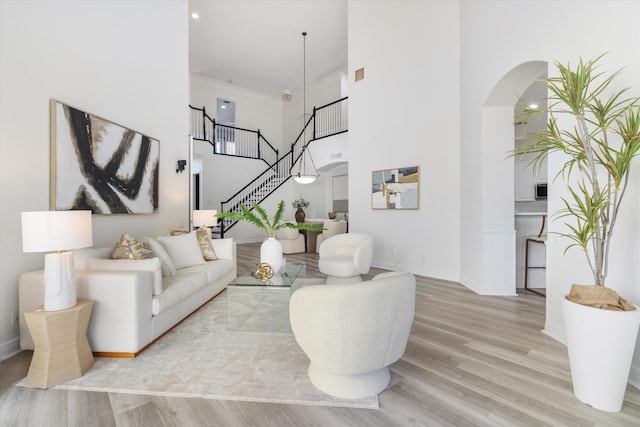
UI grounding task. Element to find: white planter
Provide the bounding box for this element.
[562,297,640,412]
[260,237,283,273]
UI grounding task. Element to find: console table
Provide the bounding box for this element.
[24,299,94,388]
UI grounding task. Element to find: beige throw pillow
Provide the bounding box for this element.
[112,233,152,260]
[196,227,218,261]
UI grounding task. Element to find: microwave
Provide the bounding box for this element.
[535,183,548,200]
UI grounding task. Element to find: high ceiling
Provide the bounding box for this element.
[189,0,348,99]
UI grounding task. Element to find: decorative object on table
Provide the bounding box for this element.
[50,99,159,214]
[371,166,420,209]
[292,32,319,184]
[24,299,94,389]
[21,210,93,311]
[217,200,324,272]
[254,262,275,281]
[328,211,337,219]
[511,54,640,412]
[292,196,309,223]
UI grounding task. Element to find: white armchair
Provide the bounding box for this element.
[318,233,373,284]
[315,220,348,252]
[275,225,306,254]
[290,271,416,399]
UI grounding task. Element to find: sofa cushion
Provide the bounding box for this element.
[112,233,152,259]
[144,237,177,277]
[73,247,112,270]
[197,227,218,261]
[181,259,235,283]
[88,257,163,296]
[210,238,234,260]
[157,232,205,269]
[152,270,208,315]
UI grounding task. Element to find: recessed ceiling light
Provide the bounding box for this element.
[528,103,538,109]
[191,12,199,19]
[221,105,226,109]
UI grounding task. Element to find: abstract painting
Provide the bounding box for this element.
[51,100,159,214]
[372,166,419,210]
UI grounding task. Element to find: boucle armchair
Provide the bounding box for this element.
[318,233,373,284]
[315,220,348,252]
[290,271,416,399]
[275,224,306,254]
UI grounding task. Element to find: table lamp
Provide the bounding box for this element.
[21,210,93,311]
[192,209,217,238]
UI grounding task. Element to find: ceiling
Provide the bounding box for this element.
[189,0,348,99]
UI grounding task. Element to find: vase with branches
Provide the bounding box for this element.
[512,54,640,412]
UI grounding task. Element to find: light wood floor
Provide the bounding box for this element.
[1,242,639,426]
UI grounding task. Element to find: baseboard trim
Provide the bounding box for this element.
[0,336,21,361]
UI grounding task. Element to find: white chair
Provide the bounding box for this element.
[318,233,373,284]
[315,220,348,252]
[290,271,416,399]
[275,225,306,254]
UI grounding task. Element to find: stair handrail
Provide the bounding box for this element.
[215,96,348,237]
[189,105,279,167]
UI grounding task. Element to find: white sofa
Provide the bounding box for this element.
[19,235,236,357]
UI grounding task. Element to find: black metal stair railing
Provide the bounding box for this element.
[189,105,279,167]
[207,97,348,237]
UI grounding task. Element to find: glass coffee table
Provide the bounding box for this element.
[226,262,306,333]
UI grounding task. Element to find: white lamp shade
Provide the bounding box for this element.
[193,209,217,227]
[293,175,318,184]
[22,210,93,253]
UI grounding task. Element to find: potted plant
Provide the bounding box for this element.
[217,200,323,271]
[513,54,640,412]
[292,196,310,223]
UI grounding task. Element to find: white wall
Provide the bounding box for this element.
[459,0,640,383]
[0,0,189,358]
[348,0,461,280]
[282,71,345,146]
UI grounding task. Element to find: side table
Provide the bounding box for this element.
[24,299,94,389]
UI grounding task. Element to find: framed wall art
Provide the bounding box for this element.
[371,166,419,210]
[50,99,159,214]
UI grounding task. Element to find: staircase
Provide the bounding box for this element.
[190,97,348,237]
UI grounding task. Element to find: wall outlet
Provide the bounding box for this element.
[11,309,19,326]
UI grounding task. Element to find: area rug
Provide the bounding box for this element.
[18,280,378,409]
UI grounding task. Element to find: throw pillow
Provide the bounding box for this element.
[89,257,163,296]
[157,231,205,269]
[112,233,152,260]
[196,227,218,261]
[211,238,234,260]
[144,237,177,277]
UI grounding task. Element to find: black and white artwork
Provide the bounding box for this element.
[51,100,159,214]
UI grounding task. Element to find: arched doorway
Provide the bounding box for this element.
[478,61,548,296]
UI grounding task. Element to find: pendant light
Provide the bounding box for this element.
[293,31,318,184]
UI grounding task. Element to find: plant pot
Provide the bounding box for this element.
[260,237,283,273]
[295,209,305,223]
[562,296,640,412]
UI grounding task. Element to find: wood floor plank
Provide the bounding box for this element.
[1,242,639,426]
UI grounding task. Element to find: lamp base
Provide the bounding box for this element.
[44,251,77,311]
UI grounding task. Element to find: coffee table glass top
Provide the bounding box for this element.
[226,262,306,333]
[227,261,305,288]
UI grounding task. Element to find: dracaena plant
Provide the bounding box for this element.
[513,54,640,287]
[217,200,324,238]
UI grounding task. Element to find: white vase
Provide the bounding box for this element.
[260,237,283,273]
[562,297,640,412]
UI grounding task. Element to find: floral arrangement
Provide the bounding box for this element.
[291,196,310,210]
